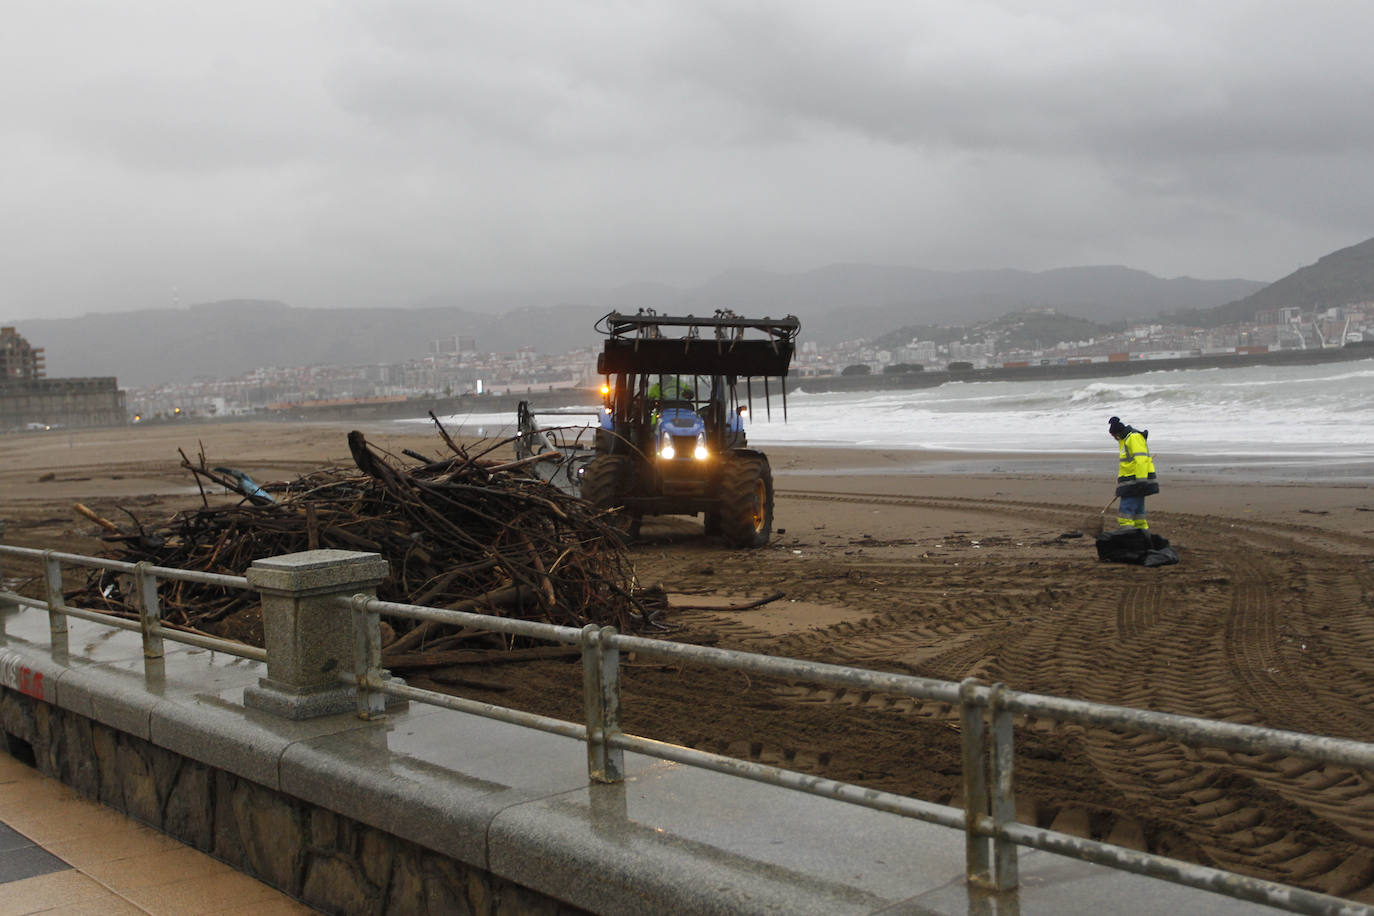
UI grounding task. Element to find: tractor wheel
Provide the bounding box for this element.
[580,455,636,539]
[703,511,722,536]
[717,455,774,548]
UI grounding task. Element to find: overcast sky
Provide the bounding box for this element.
[3,1,1372,321]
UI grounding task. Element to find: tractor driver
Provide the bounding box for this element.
[648,375,695,435]
[648,375,694,404]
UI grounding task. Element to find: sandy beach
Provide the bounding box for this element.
[3,419,1374,902]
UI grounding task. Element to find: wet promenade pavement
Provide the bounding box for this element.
[0,752,311,915]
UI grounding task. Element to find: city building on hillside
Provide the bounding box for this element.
[0,377,126,430]
[1,327,45,379]
[0,328,126,429]
[115,304,1374,419]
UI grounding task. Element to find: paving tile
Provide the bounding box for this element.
[1,798,134,846]
[0,753,307,915]
[116,868,287,914]
[81,845,234,892]
[0,759,41,785]
[44,824,185,868]
[30,899,149,916]
[203,897,317,915]
[0,790,82,836]
[0,774,56,800]
[0,843,69,884]
[0,870,109,914]
[0,777,67,811]
[0,760,43,784]
[0,822,37,854]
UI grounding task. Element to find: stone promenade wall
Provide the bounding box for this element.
[0,688,582,916]
[0,547,1290,916]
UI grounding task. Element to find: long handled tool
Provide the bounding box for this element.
[1086,495,1119,535]
[73,502,119,533]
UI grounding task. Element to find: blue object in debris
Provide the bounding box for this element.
[212,467,274,504]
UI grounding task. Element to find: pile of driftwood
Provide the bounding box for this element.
[75,424,653,668]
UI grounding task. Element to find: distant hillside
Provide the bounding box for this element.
[874,311,1117,353]
[1175,237,1374,327]
[9,263,1265,387]
[15,300,607,387]
[681,264,1263,342]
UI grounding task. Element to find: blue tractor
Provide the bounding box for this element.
[579,310,800,548]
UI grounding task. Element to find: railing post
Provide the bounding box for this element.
[244,550,389,720]
[582,624,625,783]
[0,523,15,636]
[42,550,69,655]
[598,625,624,782]
[988,683,1019,891]
[959,677,990,886]
[134,562,164,660]
[351,593,387,720]
[581,624,604,780]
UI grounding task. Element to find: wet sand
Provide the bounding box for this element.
[3,420,1374,902]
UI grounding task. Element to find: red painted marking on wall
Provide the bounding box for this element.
[18,668,45,700]
[0,654,47,701]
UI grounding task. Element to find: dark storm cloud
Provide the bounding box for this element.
[2,1,1371,320]
[652,4,1374,157]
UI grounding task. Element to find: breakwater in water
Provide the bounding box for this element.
[270,343,1373,424]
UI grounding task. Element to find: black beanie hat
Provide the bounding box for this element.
[1108,416,1127,437]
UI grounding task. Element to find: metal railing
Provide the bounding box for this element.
[1,543,1372,916]
[0,545,264,663]
[345,595,1374,916]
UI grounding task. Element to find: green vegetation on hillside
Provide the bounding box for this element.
[875,310,1119,354]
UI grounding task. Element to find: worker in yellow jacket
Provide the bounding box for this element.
[1109,416,1158,530]
[648,375,694,402]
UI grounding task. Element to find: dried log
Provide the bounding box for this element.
[385,585,537,654]
[410,672,514,693]
[382,645,582,671]
[476,452,562,475]
[70,425,653,658]
[672,591,786,612]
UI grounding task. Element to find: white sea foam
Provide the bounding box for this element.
[413,357,1374,462]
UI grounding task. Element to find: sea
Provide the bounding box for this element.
[413,357,1374,482]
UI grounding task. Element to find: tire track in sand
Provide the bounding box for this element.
[1074,526,1374,894]
[770,487,1374,897]
[779,488,1374,558]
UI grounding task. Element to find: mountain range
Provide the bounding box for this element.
[1166,236,1374,327]
[10,237,1374,387]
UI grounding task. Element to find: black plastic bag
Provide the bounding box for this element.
[1095,528,1179,567]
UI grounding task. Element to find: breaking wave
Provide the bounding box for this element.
[413,356,1374,466]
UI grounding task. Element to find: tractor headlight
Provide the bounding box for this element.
[660,440,676,460]
[693,432,709,460]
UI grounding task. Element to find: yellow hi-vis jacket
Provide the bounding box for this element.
[1115,430,1159,498]
[649,376,693,401]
